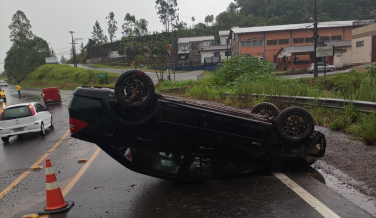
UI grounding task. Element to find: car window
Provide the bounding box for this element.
[34,104,42,112]
[2,106,32,120]
[38,104,46,111]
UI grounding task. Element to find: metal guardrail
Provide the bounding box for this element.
[159,88,376,113]
[222,93,376,113]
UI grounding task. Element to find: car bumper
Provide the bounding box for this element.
[0,124,41,137]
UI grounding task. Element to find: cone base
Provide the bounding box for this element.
[38,201,74,215]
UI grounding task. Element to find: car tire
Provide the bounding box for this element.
[276,107,314,143]
[40,123,46,136]
[1,137,9,143]
[49,117,54,129]
[3,98,6,102]
[251,102,280,118]
[115,70,155,109]
[330,68,334,72]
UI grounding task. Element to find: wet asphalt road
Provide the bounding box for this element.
[0,85,374,218]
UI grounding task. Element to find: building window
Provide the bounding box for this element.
[214,52,220,57]
[241,41,252,47]
[252,40,263,47]
[305,37,313,43]
[321,36,330,41]
[267,40,277,46]
[356,41,364,47]
[293,38,304,44]
[331,35,342,41]
[278,39,289,45]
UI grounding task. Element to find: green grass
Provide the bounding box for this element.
[20,64,120,90]
[88,64,126,69]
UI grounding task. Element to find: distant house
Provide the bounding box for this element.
[352,22,376,65]
[177,36,214,60]
[200,45,229,64]
[276,40,352,70]
[219,30,231,46]
[108,47,126,59]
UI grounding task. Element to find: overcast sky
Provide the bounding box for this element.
[0,0,233,71]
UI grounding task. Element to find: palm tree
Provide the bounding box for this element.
[191,17,195,28]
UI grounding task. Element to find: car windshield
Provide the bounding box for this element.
[2,106,32,120]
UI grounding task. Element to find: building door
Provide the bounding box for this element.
[372,36,376,63]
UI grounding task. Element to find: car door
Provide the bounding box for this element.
[37,103,49,124]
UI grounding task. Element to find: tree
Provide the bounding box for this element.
[191,17,195,28]
[50,47,56,57]
[122,13,149,38]
[106,12,118,43]
[60,55,67,64]
[80,42,85,54]
[91,21,105,57]
[92,20,104,42]
[155,0,179,32]
[9,10,33,43]
[205,15,214,27]
[5,11,50,83]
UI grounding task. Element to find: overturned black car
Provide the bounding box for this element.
[68,70,326,181]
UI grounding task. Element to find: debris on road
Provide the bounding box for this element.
[77,158,88,163]
[31,166,43,170]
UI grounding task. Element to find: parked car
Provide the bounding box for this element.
[0,81,8,87]
[308,62,336,73]
[68,70,326,181]
[0,102,53,142]
[0,88,6,102]
[42,87,61,106]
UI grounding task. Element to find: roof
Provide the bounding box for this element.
[219,30,230,36]
[178,36,214,43]
[201,45,228,51]
[326,40,352,47]
[6,102,38,109]
[231,20,356,34]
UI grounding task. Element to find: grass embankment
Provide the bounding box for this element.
[20,64,120,90]
[156,56,376,144]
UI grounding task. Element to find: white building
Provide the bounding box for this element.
[352,22,376,65]
[108,47,126,59]
[200,45,229,64]
[177,36,215,59]
[219,30,231,46]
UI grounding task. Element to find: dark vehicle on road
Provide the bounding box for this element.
[68,70,326,181]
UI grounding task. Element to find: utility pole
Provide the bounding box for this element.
[69,31,78,67]
[313,0,319,78]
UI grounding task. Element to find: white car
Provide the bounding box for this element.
[0,81,8,87]
[0,102,53,142]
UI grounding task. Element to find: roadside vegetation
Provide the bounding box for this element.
[20,64,119,90]
[156,57,376,145]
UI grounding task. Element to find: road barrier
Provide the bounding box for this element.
[159,88,376,113]
[221,93,376,113]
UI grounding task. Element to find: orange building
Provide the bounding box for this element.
[229,21,362,69]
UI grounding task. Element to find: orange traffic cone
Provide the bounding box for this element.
[39,159,74,215]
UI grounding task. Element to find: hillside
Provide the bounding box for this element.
[20,64,119,90]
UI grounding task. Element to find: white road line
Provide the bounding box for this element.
[273,172,341,218]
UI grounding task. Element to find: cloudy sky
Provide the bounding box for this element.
[0,0,233,71]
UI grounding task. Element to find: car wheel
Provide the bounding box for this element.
[115,70,155,109]
[330,68,334,72]
[3,98,6,102]
[251,102,280,118]
[40,123,46,136]
[276,107,314,143]
[49,117,54,129]
[1,137,9,143]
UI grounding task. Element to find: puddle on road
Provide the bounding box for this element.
[308,160,376,217]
